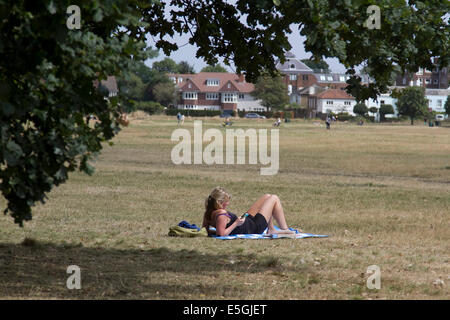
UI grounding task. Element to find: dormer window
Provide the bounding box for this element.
[206,79,220,86]
[290,64,295,69]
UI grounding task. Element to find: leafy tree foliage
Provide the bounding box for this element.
[301,59,330,73]
[201,64,228,73]
[153,82,177,107]
[147,0,449,101]
[369,107,378,114]
[177,61,196,74]
[152,57,180,74]
[445,95,450,116]
[353,103,369,117]
[396,87,428,125]
[252,74,290,110]
[0,0,152,225]
[379,104,395,121]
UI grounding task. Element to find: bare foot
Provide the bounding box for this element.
[268,228,296,235]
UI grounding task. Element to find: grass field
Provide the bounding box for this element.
[0,115,449,299]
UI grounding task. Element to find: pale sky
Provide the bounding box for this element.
[145,2,348,74]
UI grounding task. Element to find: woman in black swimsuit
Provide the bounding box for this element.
[202,187,296,237]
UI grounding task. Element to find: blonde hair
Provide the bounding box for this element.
[202,187,231,230]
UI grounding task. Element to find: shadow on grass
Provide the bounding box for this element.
[0,240,295,299]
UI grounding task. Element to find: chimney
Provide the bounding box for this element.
[238,73,245,82]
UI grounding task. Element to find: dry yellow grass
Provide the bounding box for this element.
[0,116,449,299]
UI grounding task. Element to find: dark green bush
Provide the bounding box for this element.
[136,101,164,115]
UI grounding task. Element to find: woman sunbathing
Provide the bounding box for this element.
[202,187,297,237]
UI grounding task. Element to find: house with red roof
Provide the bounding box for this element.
[309,89,356,116]
[168,72,266,113]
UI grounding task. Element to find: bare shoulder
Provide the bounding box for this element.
[212,209,227,219]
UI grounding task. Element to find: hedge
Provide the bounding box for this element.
[165,109,222,117]
[136,101,164,115]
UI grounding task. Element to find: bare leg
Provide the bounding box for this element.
[246,194,271,216]
[258,195,294,234]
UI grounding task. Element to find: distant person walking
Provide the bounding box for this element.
[325,114,331,130]
[177,112,182,125]
[273,117,281,127]
[181,114,185,125]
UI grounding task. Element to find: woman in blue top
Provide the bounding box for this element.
[202,187,296,237]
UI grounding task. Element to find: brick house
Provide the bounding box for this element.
[395,58,449,89]
[276,52,370,109]
[168,72,266,113]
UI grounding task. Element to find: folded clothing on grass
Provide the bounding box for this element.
[168,221,208,237]
[177,220,200,231]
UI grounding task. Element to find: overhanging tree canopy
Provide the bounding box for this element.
[146,0,449,101]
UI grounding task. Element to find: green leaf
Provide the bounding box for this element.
[47,1,57,14]
[1,102,14,116]
[93,9,104,22]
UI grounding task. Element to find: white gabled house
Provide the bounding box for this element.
[310,89,357,115]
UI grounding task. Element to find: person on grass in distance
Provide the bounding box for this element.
[202,187,297,237]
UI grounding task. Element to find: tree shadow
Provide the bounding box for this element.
[0,240,298,299]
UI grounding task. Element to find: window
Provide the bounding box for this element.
[290,74,297,80]
[344,101,351,106]
[434,79,438,84]
[222,93,237,103]
[339,76,346,82]
[183,92,197,100]
[425,78,431,84]
[227,83,231,89]
[206,79,220,86]
[238,94,245,99]
[327,76,333,81]
[320,75,326,81]
[178,78,183,83]
[380,100,385,105]
[290,64,295,69]
[302,75,308,81]
[206,93,219,100]
[437,100,442,107]
[402,77,406,85]
[326,101,333,105]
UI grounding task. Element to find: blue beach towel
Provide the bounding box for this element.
[210,226,328,240]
